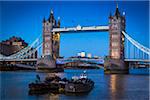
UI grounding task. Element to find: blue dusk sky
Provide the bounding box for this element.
[0,1,149,57]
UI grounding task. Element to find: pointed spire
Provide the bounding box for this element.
[109,12,112,18]
[57,17,60,27]
[116,3,118,9]
[51,9,53,14]
[115,3,120,19]
[43,17,46,23]
[123,11,126,16]
[48,9,55,23]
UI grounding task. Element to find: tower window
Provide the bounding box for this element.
[45,43,50,48]
[112,42,118,47]
[112,34,118,39]
[113,19,117,22]
[45,37,51,41]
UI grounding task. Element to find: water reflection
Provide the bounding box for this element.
[0,70,149,100]
[110,75,117,94]
[109,75,126,100]
[49,93,59,100]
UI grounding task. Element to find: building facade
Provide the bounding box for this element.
[0,36,28,56]
[0,36,37,58]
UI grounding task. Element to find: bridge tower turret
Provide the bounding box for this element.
[37,9,60,70]
[42,9,56,56]
[106,4,127,72]
[109,4,125,60]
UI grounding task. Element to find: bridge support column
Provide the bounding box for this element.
[104,5,128,73]
[37,10,62,72]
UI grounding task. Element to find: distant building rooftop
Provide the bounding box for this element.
[0,36,28,56]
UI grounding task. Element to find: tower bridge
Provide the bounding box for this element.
[0,5,150,72]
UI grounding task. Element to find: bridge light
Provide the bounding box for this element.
[80,51,86,57]
[58,16,60,20]
[123,12,125,16]
[76,25,81,30]
[87,53,92,58]
[51,9,53,14]
[77,53,81,57]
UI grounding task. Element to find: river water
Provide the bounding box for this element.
[0,69,149,100]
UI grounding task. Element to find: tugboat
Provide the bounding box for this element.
[65,71,94,93]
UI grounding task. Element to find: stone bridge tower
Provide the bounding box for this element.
[37,10,60,70]
[105,5,127,72]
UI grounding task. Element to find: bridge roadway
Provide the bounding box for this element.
[15,64,36,70]
[0,58,149,70]
[0,58,37,62]
[52,25,109,33]
[124,59,150,63]
[0,58,150,63]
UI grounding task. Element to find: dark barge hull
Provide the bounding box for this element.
[28,83,59,95]
[65,81,94,93]
[36,67,64,73]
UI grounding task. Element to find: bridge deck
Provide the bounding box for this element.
[0,58,37,62]
[52,25,109,33]
[15,64,36,70]
[124,59,150,62]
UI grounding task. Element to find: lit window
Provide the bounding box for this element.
[45,43,49,48]
[112,49,119,52]
[45,50,50,55]
[112,35,118,39]
[112,42,118,47]
[111,49,119,58]
[45,37,50,41]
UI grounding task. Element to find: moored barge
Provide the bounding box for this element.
[65,71,94,93]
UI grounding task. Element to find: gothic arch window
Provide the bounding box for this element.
[45,50,50,55]
[112,24,118,30]
[112,42,118,47]
[45,43,49,48]
[45,37,50,41]
[46,27,49,32]
[122,20,125,23]
[113,19,117,22]
[112,34,118,39]
[111,48,119,58]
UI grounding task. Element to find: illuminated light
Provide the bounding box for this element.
[76,25,81,30]
[80,51,85,57]
[87,53,92,58]
[53,33,60,41]
[77,53,81,57]
[49,94,59,100]
[110,75,117,93]
[51,9,53,14]
[123,12,125,16]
